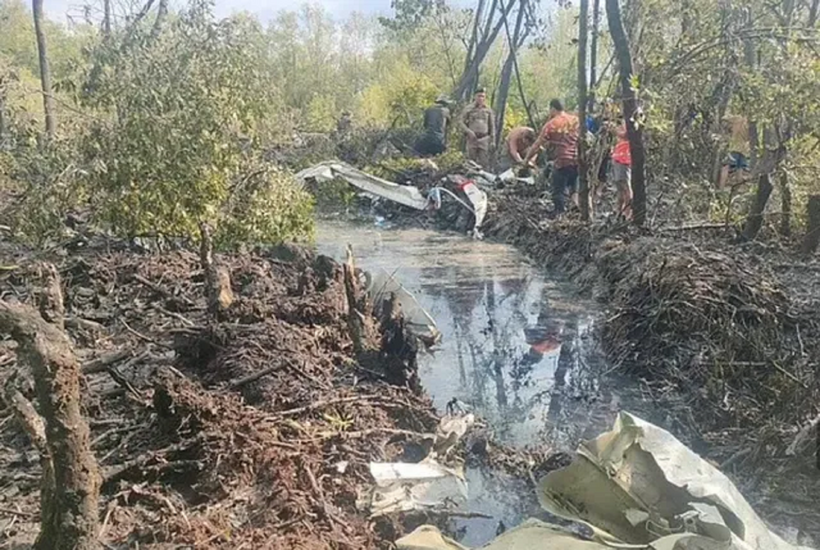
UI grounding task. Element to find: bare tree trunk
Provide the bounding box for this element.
[32,0,56,139]
[779,170,791,237]
[741,174,773,241]
[742,11,759,168]
[606,0,647,225]
[578,0,591,222]
[454,0,516,100]
[103,0,111,38]
[0,84,6,145]
[590,0,601,100]
[151,0,169,37]
[507,0,536,129]
[0,272,100,550]
[810,0,820,27]
[463,0,487,77]
[800,195,820,255]
[494,0,526,150]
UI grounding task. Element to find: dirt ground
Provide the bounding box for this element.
[0,237,460,548]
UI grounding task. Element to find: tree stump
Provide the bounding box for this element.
[800,194,820,255]
[0,288,100,549]
[343,245,366,355]
[199,222,234,317]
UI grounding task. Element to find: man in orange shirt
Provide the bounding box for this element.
[524,99,579,215]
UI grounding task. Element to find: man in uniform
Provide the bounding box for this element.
[460,88,495,170]
[416,95,452,157]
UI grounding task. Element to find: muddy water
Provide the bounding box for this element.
[316,219,647,546]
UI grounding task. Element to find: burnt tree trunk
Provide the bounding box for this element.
[779,171,792,237]
[0,274,100,549]
[578,0,591,222]
[741,174,773,241]
[810,0,820,27]
[32,0,56,139]
[800,195,820,255]
[606,0,647,225]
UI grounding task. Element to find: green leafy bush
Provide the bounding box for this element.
[75,1,314,246]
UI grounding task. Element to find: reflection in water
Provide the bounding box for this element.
[316,220,640,545]
[316,221,628,447]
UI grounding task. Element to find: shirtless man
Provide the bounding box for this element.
[460,88,495,170]
[499,126,536,172]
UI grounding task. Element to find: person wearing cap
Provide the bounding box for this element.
[717,113,750,188]
[415,95,452,157]
[459,87,495,170]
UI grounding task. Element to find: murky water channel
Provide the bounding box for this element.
[316,219,650,546]
[315,218,816,548]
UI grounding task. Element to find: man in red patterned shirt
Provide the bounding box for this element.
[610,118,633,220]
[524,99,579,215]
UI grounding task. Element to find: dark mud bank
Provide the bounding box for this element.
[481,191,820,538]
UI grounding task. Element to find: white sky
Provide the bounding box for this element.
[45,0,470,24]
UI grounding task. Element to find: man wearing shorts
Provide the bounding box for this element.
[610,120,632,220]
[524,99,579,215]
[718,113,750,188]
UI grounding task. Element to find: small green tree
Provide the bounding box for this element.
[78,1,313,245]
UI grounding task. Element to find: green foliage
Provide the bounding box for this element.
[216,164,314,247]
[2,139,86,246]
[309,178,358,212]
[77,1,313,245]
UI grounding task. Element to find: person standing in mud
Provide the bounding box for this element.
[524,99,580,215]
[415,96,452,157]
[460,88,495,170]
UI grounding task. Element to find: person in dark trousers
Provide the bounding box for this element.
[415,95,452,157]
[524,99,580,215]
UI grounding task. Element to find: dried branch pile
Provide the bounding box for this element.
[482,190,820,536]
[0,242,437,548]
